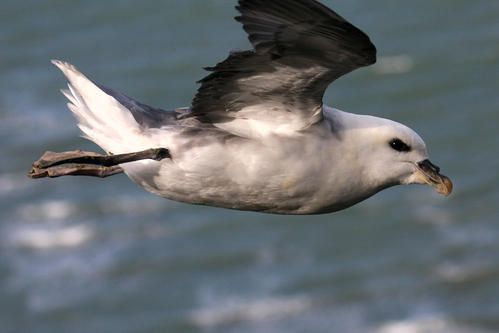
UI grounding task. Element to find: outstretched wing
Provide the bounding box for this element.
[189,0,376,135]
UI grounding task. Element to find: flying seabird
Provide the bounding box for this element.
[31,0,453,215]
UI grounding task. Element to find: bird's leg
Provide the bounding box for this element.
[30,163,125,179]
[29,148,170,179]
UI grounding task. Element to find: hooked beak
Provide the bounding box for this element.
[414,159,453,196]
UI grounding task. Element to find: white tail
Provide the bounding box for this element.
[52,60,146,154]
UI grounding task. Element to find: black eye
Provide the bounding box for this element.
[389,138,411,152]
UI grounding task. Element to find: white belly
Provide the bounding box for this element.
[121,130,376,215]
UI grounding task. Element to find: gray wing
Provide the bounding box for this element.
[189,0,376,129]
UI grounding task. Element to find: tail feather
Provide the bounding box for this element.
[52,60,144,154]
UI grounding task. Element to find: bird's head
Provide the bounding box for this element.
[338,112,453,196]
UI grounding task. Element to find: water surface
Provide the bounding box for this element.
[1,1,498,332]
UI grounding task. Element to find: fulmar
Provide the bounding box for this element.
[30,0,453,214]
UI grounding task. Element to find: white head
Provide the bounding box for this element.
[330,109,453,196]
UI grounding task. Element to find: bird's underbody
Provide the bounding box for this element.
[30,0,452,215]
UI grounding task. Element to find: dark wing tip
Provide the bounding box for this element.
[234,15,243,23]
[234,0,377,65]
[365,42,377,65]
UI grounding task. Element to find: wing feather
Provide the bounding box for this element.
[189,0,376,134]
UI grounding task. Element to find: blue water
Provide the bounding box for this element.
[1,1,498,332]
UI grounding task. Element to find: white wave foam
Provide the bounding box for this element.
[189,296,312,328]
[376,316,488,333]
[18,200,76,221]
[100,196,164,215]
[374,55,414,75]
[435,260,495,284]
[10,224,93,250]
[0,173,31,195]
[414,205,453,225]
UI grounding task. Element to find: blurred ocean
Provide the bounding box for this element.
[1,1,498,332]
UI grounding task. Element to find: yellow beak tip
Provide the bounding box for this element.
[436,175,453,196]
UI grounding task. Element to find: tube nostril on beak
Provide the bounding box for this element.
[433,163,440,174]
[418,159,441,174]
